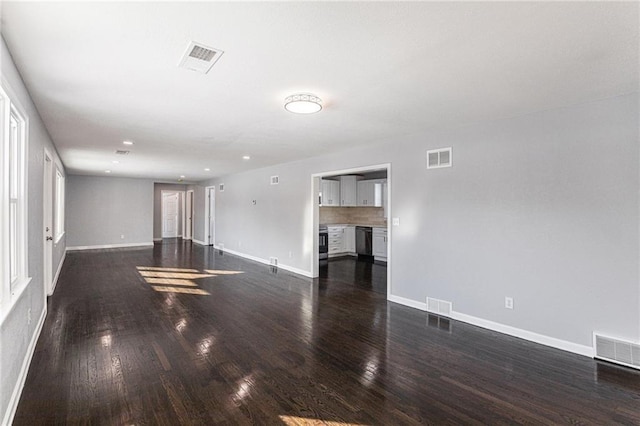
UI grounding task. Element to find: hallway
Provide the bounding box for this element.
[13,242,640,425]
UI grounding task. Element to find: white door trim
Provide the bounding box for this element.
[43,148,53,296]
[205,186,215,246]
[185,190,194,240]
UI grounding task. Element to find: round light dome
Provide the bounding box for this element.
[284,93,322,114]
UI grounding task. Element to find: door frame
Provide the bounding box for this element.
[185,190,194,240]
[43,148,53,296]
[310,163,392,299]
[204,186,215,246]
[160,190,183,239]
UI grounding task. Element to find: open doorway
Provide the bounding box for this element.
[311,163,392,298]
[205,186,216,246]
[185,190,194,240]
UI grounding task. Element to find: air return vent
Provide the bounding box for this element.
[115,150,130,155]
[178,41,224,74]
[219,183,225,192]
[427,147,452,169]
[426,297,452,317]
[270,176,279,185]
[594,334,640,370]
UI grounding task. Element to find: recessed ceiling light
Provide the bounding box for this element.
[105,170,111,173]
[112,160,120,164]
[284,93,322,114]
[204,168,210,171]
[242,155,251,160]
[122,140,134,145]
[180,175,185,178]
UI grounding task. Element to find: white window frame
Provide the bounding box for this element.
[1,79,30,321]
[55,168,65,242]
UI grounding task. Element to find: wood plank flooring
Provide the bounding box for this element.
[13,240,640,425]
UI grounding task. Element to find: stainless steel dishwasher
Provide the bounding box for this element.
[355,226,372,257]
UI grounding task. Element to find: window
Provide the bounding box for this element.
[1,82,29,316]
[55,169,65,242]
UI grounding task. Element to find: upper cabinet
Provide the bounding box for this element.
[357,181,375,206]
[339,176,358,206]
[321,179,340,206]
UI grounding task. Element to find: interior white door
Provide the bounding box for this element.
[185,191,193,240]
[207,187,215,245]
[43,153,54,295]
[162,193,179,238]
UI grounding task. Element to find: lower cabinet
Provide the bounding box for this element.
[372,228,387,262]
[327,225,356,257]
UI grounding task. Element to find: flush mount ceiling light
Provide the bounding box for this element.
[284,93,322,114]
[122,140,134,146]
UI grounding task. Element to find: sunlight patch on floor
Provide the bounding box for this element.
[279,416,367,426]
[136,266,244,296]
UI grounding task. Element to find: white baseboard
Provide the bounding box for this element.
[192,239,207,246]
[388,294,428,311]
[153,238,162,242]
[387,294,593,358]
[49,250,66,296]
[2,305,47,426]
[221,248,313,278]
[66,242,154,251]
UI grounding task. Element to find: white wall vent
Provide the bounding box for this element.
[427,147,452,169]
[115,150,130,155]
[593,334,640,370]
[270,175,279,185]
[426,297,452,317]
[269,257,278,266]
[178,41,224,74]
[219,183,225,192]
[218,243,224,250]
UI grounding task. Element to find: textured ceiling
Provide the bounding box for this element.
[1,1,638,181]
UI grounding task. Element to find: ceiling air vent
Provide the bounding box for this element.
[270,176,279,185]
[115,150,130,155]
[179,41,224,74]
[427,147,452,169]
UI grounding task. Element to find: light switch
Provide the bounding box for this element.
[392,217,400,226]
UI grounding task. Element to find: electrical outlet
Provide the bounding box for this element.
[238,241,242,247]
[288,251,293,258]
[505,297,514,310]
[392,217,400,226]
[120,234,125,239]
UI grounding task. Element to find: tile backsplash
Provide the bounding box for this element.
[320,207,386,226]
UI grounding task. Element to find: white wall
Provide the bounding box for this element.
[66,176,153,248]
[1,36,67,424]
[200,93,639,351]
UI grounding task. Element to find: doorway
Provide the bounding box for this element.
[205,186,215,246]
[43,149,54,296]
[161,191,181,238]
[311,163,392,299]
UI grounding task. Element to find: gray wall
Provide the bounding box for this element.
[66,176,153,248]
[153,183,187,240]
[200,93,639,349]
[0,36,67,424]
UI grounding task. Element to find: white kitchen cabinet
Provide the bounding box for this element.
[340,176,358,206]
[328,225,344,256]
[372,227,388,261]
[321,179,340,206]
[357,181,375,206]
[343,226,356,254]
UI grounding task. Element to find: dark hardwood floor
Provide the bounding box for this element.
[14,240,640,425]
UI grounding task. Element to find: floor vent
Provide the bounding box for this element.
[269,257,278,266]
[426,297,452,317]
[179,41,224,74]
[594,334,640,370]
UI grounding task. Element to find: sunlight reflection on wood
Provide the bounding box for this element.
[144,278,198,287]
[279,416,367,426]
[151,286,210,295]
[136,266,200,273]
[138,271,213,279]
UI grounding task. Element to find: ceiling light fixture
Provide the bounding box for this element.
[123,140,134,145]
[284,93,322,114]
[105,170,111,173]
[112,160,120,164]
[204,168,210,171]
[242,155,250,160]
